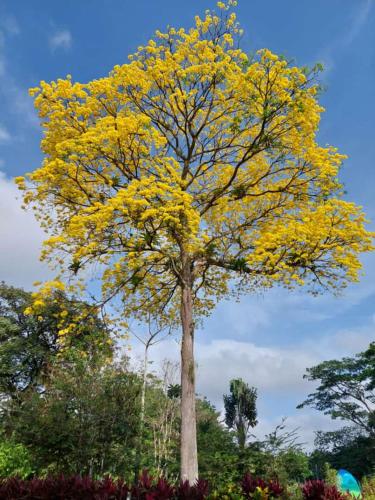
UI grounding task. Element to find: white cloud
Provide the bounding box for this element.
[305,323,375,358]
[196,340,315,399]
[0,172,52,289]
[133,337,317,405]
[49,30,72,51]
[0,125,10,142]
[127,316,375,449]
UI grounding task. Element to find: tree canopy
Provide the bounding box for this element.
[17,2,372,320]
[0,282,111,399]
[298,343,375,435]
[300,343,375,478]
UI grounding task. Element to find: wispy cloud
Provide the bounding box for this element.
[1,15,20,36]
[0,124,11,142]
[49,29,72,51]
[0,14,20,75]
[0,14,37,127]
[344,0,372,47]
[0,31,5,77]
[318,0,372,75]
[0,74,38,127]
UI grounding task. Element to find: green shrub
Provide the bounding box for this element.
[0,439,33,479]
[323,462,338,487]
[210,482,243,499]
[284,482,303,499]
[362,475,375,499]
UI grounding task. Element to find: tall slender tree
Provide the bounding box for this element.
[224,378,258,449]
[130,316,171,481]
[17,0,372,481]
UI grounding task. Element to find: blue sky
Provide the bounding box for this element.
[0,0,374,446]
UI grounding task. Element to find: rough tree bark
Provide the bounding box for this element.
[180,254,198,483]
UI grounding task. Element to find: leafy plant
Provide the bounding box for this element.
[0,439,33,479]
[362,475,375,499]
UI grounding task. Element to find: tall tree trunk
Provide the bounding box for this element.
[180,256,198,483]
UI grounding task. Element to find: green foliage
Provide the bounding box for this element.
[311,428,375,479]
[362,475,375,499]
[2,356,141,477]
[271,449,311,484]
[254,418,311,486]
[210,482,244,499]
[196,398,239,486]
[285,482,304,500]
[363,343,375,391]
[0,439,33,479]
[323,463,338,487]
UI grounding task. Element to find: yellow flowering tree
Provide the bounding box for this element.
[17,1,372,481]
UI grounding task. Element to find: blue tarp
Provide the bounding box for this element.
[337,469,361,498]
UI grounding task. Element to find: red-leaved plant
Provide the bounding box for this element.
[241,472,284,498]
[0,472,210,499]
[302,479,348,500]
[0,472,350,499]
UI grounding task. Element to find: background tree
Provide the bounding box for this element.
[310,427,375,479]
[300,343,375,478]
[0,282,111,401]
[224,378,257,449]
[17,0,373,481]
[298,344,375,435]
